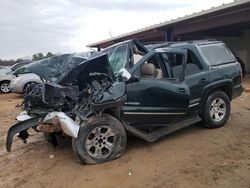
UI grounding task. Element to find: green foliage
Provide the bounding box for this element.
[32,52,54,61]
[32,54,40,61]
[46,52,53,58]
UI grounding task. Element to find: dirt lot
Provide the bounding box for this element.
[0,79,250,188]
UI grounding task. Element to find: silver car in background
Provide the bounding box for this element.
[0,61,31,93]
[10,68,42,94]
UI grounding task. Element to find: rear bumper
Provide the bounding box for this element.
[232,84,243,99]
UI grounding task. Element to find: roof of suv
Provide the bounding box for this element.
[145,39,224,50]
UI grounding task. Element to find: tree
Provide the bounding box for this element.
[32,54,39,61]
[37,52,44,60]
[46,52,54,58]
[16,58,23,62]
[32,52,45,61]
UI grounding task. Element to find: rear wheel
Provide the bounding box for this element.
[201,91,230,128]
[72,114,127,164]
[0,81,11,93]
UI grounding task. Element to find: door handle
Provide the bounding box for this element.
[200,78,207,83]
[177,88,187,93]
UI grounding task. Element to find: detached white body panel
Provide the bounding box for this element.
[43,112,80,138]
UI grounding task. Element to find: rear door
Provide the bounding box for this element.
[123,49,191,126]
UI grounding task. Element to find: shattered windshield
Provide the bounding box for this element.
[101,43,130,75]
[25,54,86,83]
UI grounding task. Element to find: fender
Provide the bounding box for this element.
[199,79,233,112]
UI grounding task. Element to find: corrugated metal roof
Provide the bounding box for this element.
[87,0,250,47]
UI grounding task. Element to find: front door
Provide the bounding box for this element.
[123,49,190,126]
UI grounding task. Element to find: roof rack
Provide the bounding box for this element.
[144,39,220,50]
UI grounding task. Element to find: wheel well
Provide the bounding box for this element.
[103,108,121,120]
[0,80,10,84]
[23,81,37,90]
[218,86,232,100]
[199,85,232,113]
[208,86,232,101]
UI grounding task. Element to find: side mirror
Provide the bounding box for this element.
[118,68,131,81]
[12,71,18,77]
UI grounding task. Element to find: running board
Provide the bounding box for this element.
[124,116,201,142]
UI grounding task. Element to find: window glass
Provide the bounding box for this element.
[200,43,236,66]
[185,50,203,76]
[101,44,129,75]
[133,55,163,79]
[19,68,31,74]
[132,43,145,65]
[14,68,32,75]
[160,53,183,79]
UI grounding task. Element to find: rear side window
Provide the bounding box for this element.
[199,43,236,66]
[185,50,203,76]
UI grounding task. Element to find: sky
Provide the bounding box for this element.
[0,0,234,60]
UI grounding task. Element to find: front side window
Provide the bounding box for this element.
[199,43,236,66]
[133,55,164,79]
[160,52,183,79]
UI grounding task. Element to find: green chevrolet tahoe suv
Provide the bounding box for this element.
[6,40,243,164]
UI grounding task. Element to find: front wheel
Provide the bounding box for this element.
[0,81,11,93]
[201,91,231,128]
[72,114,127,164]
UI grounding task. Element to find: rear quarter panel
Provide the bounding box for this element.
[199,62,243,111]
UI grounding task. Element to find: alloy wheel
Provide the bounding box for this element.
[1,83,10,93]
[209,98,226,122]
[85,126,116,159]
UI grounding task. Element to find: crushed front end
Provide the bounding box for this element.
[6,54,126,151]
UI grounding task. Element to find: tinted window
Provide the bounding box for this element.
[200,43,236,66]
[185,50,203,76]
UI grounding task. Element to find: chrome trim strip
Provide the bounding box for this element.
[188,103,199,108]
[123,112,186,115]
[124,102,140,105]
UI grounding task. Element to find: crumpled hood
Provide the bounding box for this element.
[25,53,114,85]
[24,54,86,83]
[59,53,115,85]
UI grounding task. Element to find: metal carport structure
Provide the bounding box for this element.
[87,0,250,72]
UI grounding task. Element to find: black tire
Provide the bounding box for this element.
[201,91,231,128]
[23,82,36,94]
[0,81,11,93]
[72,114,127,164]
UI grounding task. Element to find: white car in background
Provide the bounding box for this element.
[0,62,31,93]
[0,74,15,93]
[10,68,42,94]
